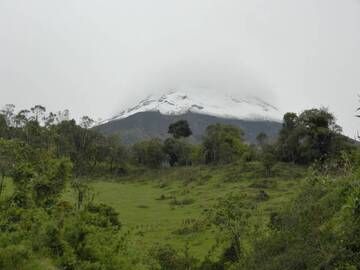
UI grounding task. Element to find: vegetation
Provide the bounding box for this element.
[168,120,193,139]
[0,104,359,269]
[203,124,248,164]
[276,109,348,164]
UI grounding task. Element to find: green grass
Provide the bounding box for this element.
[0,177,14,201]
[3,162,306,259]
[79,163,306,259]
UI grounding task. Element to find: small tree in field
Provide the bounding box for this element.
[72,178,93,210]
[210,193,252,263]
[164,120,193,167]
[261,151,276,177]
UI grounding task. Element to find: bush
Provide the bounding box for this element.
[148,244,198,270]
[246,175,360,269]
[0,244,32,270]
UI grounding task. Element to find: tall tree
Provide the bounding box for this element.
[163,138,192,166]
[30,105,46,123]
[168,120,192,139]
[0,114,9,138]
[0,104,15,126]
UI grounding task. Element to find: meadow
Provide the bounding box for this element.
[59,162,307,259]
[1,162,305,261]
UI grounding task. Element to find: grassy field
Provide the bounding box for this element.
[2,162,306,259]
[77,163,306,259]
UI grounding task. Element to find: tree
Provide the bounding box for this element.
[168,120,192,139]
[0,104,15,126]
[0,139,18,197]
[203,124,247,164]
[44,112,57,127]
[79,115,94,129]
[56,109,70,123]
[51,119,101,176]
[71,178,93,210]
[132,141,148,165]
[0,139,35,198]
[163,138,192,166]
[14,110,30,128]
[32,157,72,207]
[132,139,165,168]
[0,114,9,138]
[261,151,277,177]
[105,135,126,174]
[145,139,165,168]
[283,112,298,130]
[23,119,44,147]
[277,108,346,164]
[164,121,193,167]
[209,193,253,264]
[30,105,46,123]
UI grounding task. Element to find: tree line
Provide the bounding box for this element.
[0,104,353,178]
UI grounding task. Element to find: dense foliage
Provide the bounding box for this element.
[246,173,360,269]
[277,109,348,164]
[168,120,193,139]
[0,104,358,269]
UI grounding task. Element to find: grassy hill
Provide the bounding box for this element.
[2,162,306,260]
[57,162,306,259]
[3,158,359,269]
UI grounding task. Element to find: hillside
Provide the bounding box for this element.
[95,111,282,144]
[95,90,283,144]
[103,90,282,122]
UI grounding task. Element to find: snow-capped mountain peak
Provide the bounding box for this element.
[104,90,282,123]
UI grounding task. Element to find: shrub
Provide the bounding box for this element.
[0,244,32,270]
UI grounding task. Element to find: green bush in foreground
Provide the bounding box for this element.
[0,139,141,270]
[244,174,360,270]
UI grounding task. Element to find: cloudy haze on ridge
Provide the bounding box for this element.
[0,0,359,136]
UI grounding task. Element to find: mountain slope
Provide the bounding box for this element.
[101,90,282,123]
[96,111,282,144]
[96,90,283,144]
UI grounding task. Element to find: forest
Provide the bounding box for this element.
[0,104,359,270]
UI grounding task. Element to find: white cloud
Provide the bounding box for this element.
[0,0,359,135]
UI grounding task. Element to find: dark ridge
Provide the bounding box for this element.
[95,111,282,145]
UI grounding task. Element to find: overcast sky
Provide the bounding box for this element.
[0,0,359,136]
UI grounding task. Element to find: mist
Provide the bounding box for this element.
[0,0,359,136]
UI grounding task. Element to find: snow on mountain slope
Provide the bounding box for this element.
[103,90,282,124]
